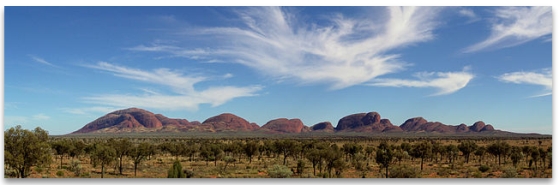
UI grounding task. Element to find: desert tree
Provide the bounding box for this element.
[487,141,511,166]
[108,138,132,175]
[69,140,86,162]
[458,140,477,164]
[376,142,393,178]
[274,139,297,165]
[51,139,73,169]
[244,140,259,163]
[411,141,432,171]
[222,155,236,172]
[323,144,343,178]
[474,146,486,166]
[305,148,322,176]
[91,142,116,178]
[4,125,52,178]
[445,144,459,169]
[431,142,445,163]
[342,143,362,161]
[510,146,523,167]
[128,142,151,177]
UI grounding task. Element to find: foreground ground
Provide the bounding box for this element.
[18,135,553,178]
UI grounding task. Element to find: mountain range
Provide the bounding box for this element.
[70,107,519,135]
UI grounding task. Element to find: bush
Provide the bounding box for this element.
[35,167,44,174]
[389,165,420,178]
[478,165,490,173]
[437,167,450,177]
[56,170,64,177]
[267,164,293,178]
[501,166,518,178]
[69,160,83,177]
[80,172,91,178]
[167,160,185,178]
[183,169,195,178]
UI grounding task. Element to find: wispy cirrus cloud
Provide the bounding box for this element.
[368,67,475,96]
[130,7,443,90]
[497,68,552,97]
[29,55,58,67]
[62,106,120,115]
[83,62,262,111]
[463,6,551,53]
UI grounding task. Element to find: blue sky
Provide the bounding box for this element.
[3,6,553,135]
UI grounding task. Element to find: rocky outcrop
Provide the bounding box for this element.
[469,121,486,132]
[71,107,509,135]
[335,112,400,132]
[202,113,257,132]
[311,122,335,132]
[260,118,307,133]
[73,108,182,134]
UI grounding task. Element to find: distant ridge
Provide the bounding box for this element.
[70,107,529,135]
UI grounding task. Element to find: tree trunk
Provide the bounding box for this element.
[119,156,123,175]
[313,163,316,176]
[385,166,388,178]
[421,157,424,171]
[101,163,105,178]
[60,155,64,169]
[134,162,138,177]
[19,167,26,178]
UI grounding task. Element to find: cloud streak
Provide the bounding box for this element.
[84,62,262,111]
[368,67,475,96]
[498,68,552,97]
[132,7,443,90]
[463,6,551,53]
[29,55,58,67]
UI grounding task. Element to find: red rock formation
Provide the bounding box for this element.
[399,117,428,131]
[481,124,495,131]
[469,121,486,132]
[72,108,193,134]
[335,112,400,132]
[260,118,306,133]
[456,124,469,133]
[311,122,335,132]
[71,107,511,135]
[201,113,257,132]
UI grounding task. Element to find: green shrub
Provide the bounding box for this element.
[267,164,293,178]
[478,165,490,173]
[69,160,83,177]
[35,167,44,174]
[167,160,185,178]
[389,165,420,178]
[56,170,64,177]
[80,172,91,178]
[501,166,518,178]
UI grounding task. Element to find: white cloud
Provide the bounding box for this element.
[86,62,205,94]
[463,6,551,53]
[498,68,552,97]
[133,7,443,90]
[368,67,475,96]
[63,106,120,115]
[458,8,476,19]
[84,62,262,111]
[29,55,58,67]
[32,113,50,120]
